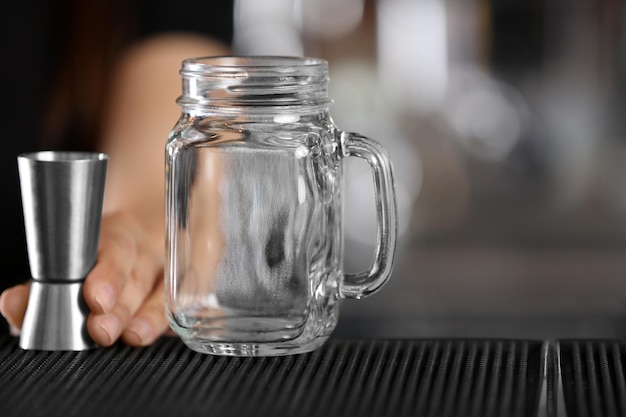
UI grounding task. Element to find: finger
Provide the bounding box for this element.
[122,277,168,347]
[88,249,162,346]
[0,283,31,330]
[83,223,138,315]
[87,312,122,347]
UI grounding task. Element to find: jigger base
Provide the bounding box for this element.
[20,281,97,351]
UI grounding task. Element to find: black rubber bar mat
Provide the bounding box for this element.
[558,340,626,417]
[0,335,544,417]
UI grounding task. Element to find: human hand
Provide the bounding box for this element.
[0,212,169,347]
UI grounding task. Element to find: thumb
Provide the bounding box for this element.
[0,282,31,331]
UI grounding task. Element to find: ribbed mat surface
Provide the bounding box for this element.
[0,335,543,417]
[559,340,626,417]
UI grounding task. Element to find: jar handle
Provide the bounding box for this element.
[340,132,398,299]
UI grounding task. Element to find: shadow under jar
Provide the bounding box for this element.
[165,56,397,356]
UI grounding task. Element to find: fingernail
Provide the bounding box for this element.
[126,318,152,346]
[95,284,116,313]
[99,314,121,344]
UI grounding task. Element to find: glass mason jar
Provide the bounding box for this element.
[165,56,397,356]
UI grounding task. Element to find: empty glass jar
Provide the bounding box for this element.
[165,56,397,356]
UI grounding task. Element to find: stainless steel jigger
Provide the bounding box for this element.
[17,151,108,351]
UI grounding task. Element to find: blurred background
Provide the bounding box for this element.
[234,0,626,340]
[5,0,626,341]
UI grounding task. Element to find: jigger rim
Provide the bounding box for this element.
[18,151,108,163]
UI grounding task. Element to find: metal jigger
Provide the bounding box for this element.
[17,151,108,351]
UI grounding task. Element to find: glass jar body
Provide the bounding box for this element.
[165,109,343,356]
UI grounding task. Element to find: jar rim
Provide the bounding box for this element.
[181,56,328,73]
[178,56,331,113]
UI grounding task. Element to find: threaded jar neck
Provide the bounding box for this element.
[178,56,332,113]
